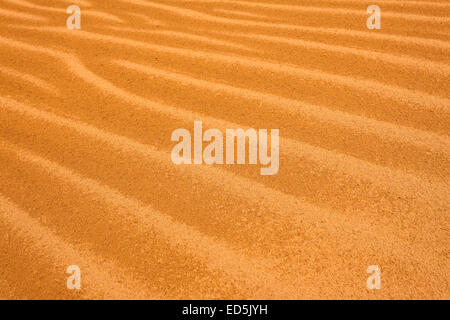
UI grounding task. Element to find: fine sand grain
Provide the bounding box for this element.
[0,0,449,299]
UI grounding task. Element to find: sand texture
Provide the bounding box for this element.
[0,0,449,299]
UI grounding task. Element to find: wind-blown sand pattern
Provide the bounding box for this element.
[0,0,449,300]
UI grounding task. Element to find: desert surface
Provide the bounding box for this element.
[0,0,449,299]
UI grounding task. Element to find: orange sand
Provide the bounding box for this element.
[0,0,449,299]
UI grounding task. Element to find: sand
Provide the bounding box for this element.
[0,0,449,300]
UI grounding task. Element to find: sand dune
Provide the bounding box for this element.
[0,0,449,299]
